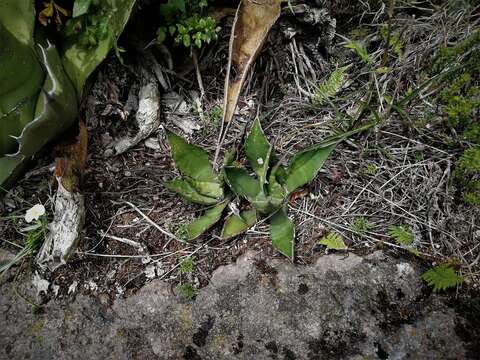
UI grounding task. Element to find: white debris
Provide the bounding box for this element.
[108,78,161,156]
[36,181,85,272]
[145,136,161,150]
[52,284,60,297]
[87,281,98,292]
[32,272,50,296]
[68,281,78,294]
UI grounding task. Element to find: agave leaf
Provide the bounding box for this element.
[285,125,373,193]
[224,167,261,198]
[270,207,294,259]
[223,166,273,213]
[222,0,281,125]
[166,129,217,182]
[166,179,219,205]
[0,36,78,187]
[267,168,287,209]
[13,40,78,158]
[0,0,36,47]
[61,0,136,95]
[221,209,257,239]
[285,143,337,194]
[186,178,224,200]
[0,1,44,156]
[187,201,229,240]
[245,118,272,184]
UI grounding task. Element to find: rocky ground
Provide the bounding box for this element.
[2,251,479,359]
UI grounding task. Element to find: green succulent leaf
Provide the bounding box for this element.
[285,143,336,194]
[285,125,373,193]
[0,1,44,156]
[166,130,224,198]
[187,201,229,240]
[224,167,261,198]
[319,232,348,250]
[165,179,219,205]
[186,178,224,200]
[270,207,294,259]
[245,118,272,184]
[421,265,464,292]
[224,166,273,213]
[166,129,217,182]
[267,166,287,209]
[221,209,257,239]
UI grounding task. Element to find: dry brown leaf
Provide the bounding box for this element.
[54,120,87,192]
[222,0,281,125]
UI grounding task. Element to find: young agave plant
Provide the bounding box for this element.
[166,120,371,258]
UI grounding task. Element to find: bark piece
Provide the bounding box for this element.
[36,122,87,272]
[108,77,161,156]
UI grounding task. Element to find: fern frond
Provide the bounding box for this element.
[319,232,348,250]
[422,265,464,292]
[312,66,348,106]
[344,41,372,64]
[388,225,414,246]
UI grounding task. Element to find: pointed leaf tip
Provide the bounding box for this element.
[270,208,294,259]
[245,119,272,184]
[187,201,229,240]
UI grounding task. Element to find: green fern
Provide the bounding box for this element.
[388,225,414,246]
[344,41,372,64]
[351,217,374,235]
[312,66,348,106]
[422,265,464,292]
[179,257,194,274]
[319,232,348,250]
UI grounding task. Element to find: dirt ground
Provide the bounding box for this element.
[1,1,479,302]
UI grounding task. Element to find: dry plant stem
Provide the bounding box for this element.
[124,201,187,244]
[192,49,205,100]
[381,0,397,67]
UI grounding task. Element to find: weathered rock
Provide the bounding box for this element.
[0,251,477,359]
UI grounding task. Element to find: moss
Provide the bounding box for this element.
[457,148,480,174]
[454,148,480,206]
[31,319,44,335]
[431,30,480,75]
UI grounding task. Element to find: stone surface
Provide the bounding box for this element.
[0,251,477,359]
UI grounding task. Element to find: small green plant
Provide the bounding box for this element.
[176,282,197,299]
[207,105,223,125]
[179,257,195,274]
[388,225,414,246]
[365,163,377,175]
[380,25,404,59]
[422,265,464,292]
[156,0,219,49]
[319,232,348,250]
[312,66,348,106]
[62,0,121,50]
[165,120,372,258]
[351,217,374,235]
[175,223,190,240]
[0,204,48,276]
[453,147,480,206]
[344,41,372,64]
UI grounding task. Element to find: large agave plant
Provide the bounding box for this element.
[166,120,371,258]
[0,0,135,188]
